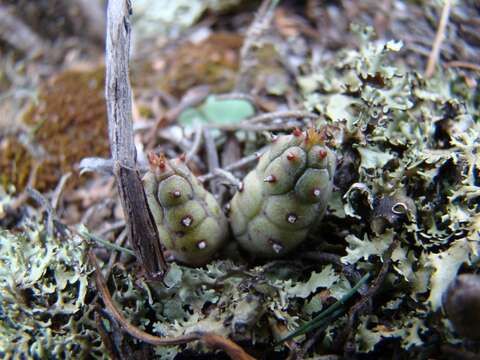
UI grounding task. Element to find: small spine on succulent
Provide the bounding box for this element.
[143,153,228,266]
[229,128,336,258]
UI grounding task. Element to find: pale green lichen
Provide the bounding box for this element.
[0,219,103,359]
[1,22,479,359]
[298,24,479,354]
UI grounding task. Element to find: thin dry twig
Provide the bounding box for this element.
[98,220,127,237]
[206,121,304,132]
[89,251,256,360]
[425,0,452,78]
[104,228,128,280]
[0,4,50,56]
[236,0,279,92]
[445,60,480,72]
[246,110,318,124]
[89,250,200,345]
[145,86,210,150]
[203,127,221,195]
[94,310,122,360]
[26,187,55,238]
[199,147,266,182]
[51,172,72,211]
[185,124,203,162]
[212,168,242,188]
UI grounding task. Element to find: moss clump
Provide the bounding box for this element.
[23,67,109,191]
[0,136,33,193]
[158,33,243,96]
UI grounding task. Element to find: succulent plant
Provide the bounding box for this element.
[229,128,336,258]
[143,153,228,266]
[443,274,480,340]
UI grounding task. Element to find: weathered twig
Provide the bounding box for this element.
[89,251,256,360]
[105,0,167,280]
[185,124,203,162]
[245,110,318,124]
[203,128,221,196]
[145,86,210,150]
[425,0,452,78]
[51,172,72,211]
[445,60,480,72]
[235,0,280,92]
[199,148,266,182]
[0,4,50,56]
[212,168,243,188]
[105,228,129,280]
[26,187,55,238]
[206,121,304,132]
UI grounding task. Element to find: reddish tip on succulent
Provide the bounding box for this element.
[293,128,303,137]
[264,174,277,183]
[179,153,186,162]
[286,152,296,161]
[318,149,327,159]
[147,152,167,170]
[172,190,182,198]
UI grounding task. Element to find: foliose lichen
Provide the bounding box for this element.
[0,219,103,359]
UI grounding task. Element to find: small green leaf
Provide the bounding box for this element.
[200,96,255,124]
[178,96,255,128]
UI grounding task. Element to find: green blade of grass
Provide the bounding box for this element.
[275,273,370,344]
[78,225,135,256]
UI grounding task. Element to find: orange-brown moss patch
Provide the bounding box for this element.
[0,137,33,193]
[157,32,243,97]
[23,67,109,191]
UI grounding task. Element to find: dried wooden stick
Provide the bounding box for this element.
[105,0,167,280]
[245,110,318,124]
[89,251,256,360]
[445,60,480,72]
[0,4,49,56]
[236,0,280,92]
[199,148,266,182]
[425,0,452,78]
